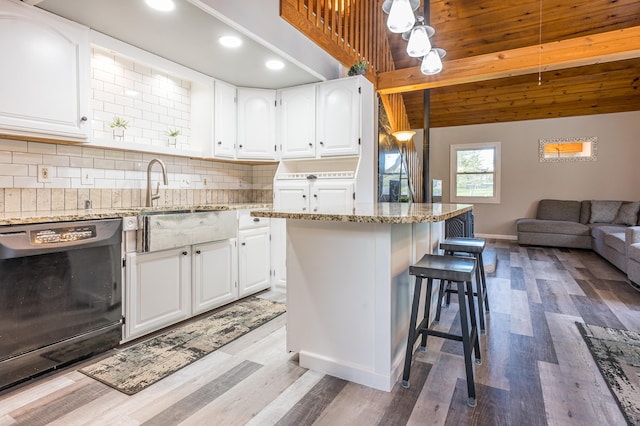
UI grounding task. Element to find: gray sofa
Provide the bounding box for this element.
[516,199,640,286]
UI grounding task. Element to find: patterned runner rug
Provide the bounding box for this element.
[80,297,286,395]
[576,322,640,425]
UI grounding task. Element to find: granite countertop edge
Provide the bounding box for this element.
[0,203,272,226]
[250,204,472,224]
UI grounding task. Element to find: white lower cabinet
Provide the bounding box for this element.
[274,179,355,212]
[125,247,191,341]
[238,226,271,297]
[192,238,238,315]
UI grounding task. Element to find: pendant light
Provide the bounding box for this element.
[386,0,416,33]
[421,48,446,75]
[405,17,434,58]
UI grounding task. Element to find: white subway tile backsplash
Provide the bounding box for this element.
[13,152,43,165]
[0,176,13,188]
[0,164,28,176]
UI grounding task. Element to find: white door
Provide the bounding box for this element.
[274,181,310,210]
[237,88,276,160]
[125,248,191,341]
[270,219,287,290]
[213,80,237,158]
[311,180,355,211]
[316,77,360,157]
[238,227,271,297]
[279,84,316,159]
[192,239,238,315]
[0,0,90,140]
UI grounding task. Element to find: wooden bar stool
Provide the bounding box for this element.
[435,237,489,334]
[401,253,481,407]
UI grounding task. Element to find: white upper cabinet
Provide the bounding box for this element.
[0,0,90,140]
[316,77,361,157]
[237,88,276,160]
[213,80,237,159]
[278,84,316,159]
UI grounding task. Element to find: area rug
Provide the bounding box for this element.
[80,297,286,395]
[576,322,640,425]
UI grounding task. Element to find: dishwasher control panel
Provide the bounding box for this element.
[31,225,97,244]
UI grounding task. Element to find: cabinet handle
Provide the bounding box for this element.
[80,116,88,122]
[195,250,201,254]
[241,242,246,246]
[253,218,260,222]
[217,141,222,145]
[182,251,188,256]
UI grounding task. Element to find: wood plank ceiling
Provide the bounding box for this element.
[386,0,640,128]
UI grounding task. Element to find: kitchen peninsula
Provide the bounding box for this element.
[251,203,472,391]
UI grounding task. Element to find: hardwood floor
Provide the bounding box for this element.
[2,241,639,425]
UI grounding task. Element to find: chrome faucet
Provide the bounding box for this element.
[146,158,168,207]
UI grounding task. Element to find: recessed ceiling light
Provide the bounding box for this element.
[219,36,242,48]
[265,59,285,70]
[145,0,175,12]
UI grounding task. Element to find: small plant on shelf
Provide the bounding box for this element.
[348,60,368,76]
[109,116,128,140]
[166,128,181,148]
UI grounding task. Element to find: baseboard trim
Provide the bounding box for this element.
[475,233,518,241]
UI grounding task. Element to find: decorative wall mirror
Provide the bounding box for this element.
[539,136,597,162]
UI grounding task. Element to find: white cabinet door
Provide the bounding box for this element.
[192,239,238,315]
[238,227,271,297]
[316,77,360,157]
[278,84,316,159]
[213,80,237,158]
[274,181,310,210]
[270,218,287,290]
[0,0,90,140]
[237,88,276,160]
[125,248,191,341]
[311,180,355,211]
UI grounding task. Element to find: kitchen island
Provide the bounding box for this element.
[251,203,472,391]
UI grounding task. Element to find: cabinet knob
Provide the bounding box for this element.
[182,251,188,256]
[319,141,324,145]
[241,242,246,246]
[195,250,201,254]
[239,144,243,148]
[302,195,306,198]
[80,116,88,122]
[314,194,318,198]
[308,143,313,147]
[217,141,222,145]
[253,218,260,222]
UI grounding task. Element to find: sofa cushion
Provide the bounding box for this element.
[590,224,629,240]
[613,202,640,226]
[536,199,581,222]
[517,218,590,235]
[603,232,626,254]
[579,200,591,224]
[590,200,623,223]
[629,244,640,263]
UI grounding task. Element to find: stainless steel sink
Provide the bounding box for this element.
[137,209,236,252]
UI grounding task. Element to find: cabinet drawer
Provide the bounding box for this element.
[238,210,270,229]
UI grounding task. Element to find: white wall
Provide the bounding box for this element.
[430,111,640,238]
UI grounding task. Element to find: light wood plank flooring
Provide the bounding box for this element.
[2,241,639,425]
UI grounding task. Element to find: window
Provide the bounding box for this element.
[450,142,501,204]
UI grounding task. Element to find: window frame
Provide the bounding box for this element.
[449,142,501,204]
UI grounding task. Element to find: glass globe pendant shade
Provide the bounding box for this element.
[421,48,445,75]
[387,0,415,34]
[406,26,432,57]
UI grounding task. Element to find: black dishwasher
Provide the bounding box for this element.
[0,218,123,391]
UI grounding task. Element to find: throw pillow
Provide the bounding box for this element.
[589,200,623,223]
[613,202,640,226]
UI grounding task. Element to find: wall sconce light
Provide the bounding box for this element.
[382,0,420,34]
[392,130,416,142]
[421,48,446,75]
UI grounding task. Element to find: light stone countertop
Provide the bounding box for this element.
[0,203,271,226]
[250,203,472,224]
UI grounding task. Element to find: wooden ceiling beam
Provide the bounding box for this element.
[377,25,640,95]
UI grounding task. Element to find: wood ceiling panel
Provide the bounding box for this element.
[386,0,640,128]
[401,58,640,128]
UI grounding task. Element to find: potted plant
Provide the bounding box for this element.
[348,60,368,76]
[109,117,128,140]
[166,128,181,148]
